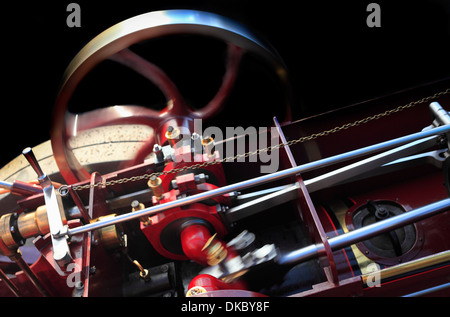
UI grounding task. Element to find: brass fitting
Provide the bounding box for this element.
[0,205,62,257]
[17,206,50,238]
[94,214,125,251]
[165,126,181,147]
[201,136,214,157]
[131,200,151,226]
[0,214,18,257]
[132,259,151,281]
[148,175,164,200]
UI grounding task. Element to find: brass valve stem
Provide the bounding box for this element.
[131,200,151,226]
[201,136,215,157]
[165,126,181,147]
[148,175,164,200]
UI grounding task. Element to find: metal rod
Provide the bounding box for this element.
[0,267,21,297]
[22,147,46,181]
[0,180,12,190]
[303,136,437,193]
[402,282,450,297]
[10,253,50,297]
[361,250,450,285]
[277,198,450,266]
[65,124,450,237]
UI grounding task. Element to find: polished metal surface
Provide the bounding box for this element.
[22,147,45,181]
[430,101,450,125]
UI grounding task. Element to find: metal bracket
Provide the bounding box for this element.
[429,101,450,155]
[22,147,73,268]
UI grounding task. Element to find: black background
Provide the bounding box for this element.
[1,0,450,167]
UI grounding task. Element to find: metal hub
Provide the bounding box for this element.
[352,201,417,260]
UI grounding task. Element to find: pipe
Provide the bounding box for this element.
[277,198,450,266]
[63,124,450,237]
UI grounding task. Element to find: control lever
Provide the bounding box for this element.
[22,147,73,268]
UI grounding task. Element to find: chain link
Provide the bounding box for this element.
[68,88,450,191]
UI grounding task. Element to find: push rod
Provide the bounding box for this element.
[0,267,20,297]
[63,123,450,237]
[0,180,12,190]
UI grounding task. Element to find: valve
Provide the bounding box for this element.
[148,175,164,201]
